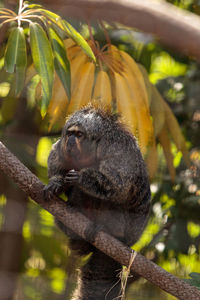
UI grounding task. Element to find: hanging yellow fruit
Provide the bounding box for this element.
[92,70,112,110]
[121,65,154,155]
[114,72,138,136]
[70,51,88,94]
[67,61,95,115]
[47,72,69,131]
[36,37,189,180]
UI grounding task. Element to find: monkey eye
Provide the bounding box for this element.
[76,131,84,138]
[66,130,73,136]
[66,129,84,138]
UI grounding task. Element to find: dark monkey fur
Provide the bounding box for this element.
[44,107,151,300]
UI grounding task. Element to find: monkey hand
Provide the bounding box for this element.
[43,176,64,200]
[64,169,80,185]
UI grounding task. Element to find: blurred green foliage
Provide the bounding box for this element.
[184,272,200,289]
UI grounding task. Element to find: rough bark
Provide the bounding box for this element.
[41,0,200,60]
[0,141,200,299]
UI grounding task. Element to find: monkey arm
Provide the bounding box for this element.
[66,167,129,204]
[43,175,66,200]
[44,140,71,200]
[64,139,147,205]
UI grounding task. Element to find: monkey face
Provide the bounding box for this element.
[61,125,98,170]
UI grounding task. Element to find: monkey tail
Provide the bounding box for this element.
[72,249,122,300]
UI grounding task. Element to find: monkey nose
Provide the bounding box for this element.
[67,136,76,148]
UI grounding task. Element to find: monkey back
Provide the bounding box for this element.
[47,107,150,245]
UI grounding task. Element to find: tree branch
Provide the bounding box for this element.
[41,0,200,60]
[0,141,200,300]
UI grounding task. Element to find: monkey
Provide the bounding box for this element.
[44,106,151,300]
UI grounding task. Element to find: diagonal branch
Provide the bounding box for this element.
[0,141,200,300]
[42,0,200,60]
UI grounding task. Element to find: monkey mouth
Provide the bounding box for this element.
[67,147,81,157]
[66,150,81,168]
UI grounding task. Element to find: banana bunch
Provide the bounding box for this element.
[113,47,154,155]
[64,42,154,154]
[49,40,113,118]
[29,38,188,179]
[138,65,189,180]
[151,83,189,180]
[47,72,69,131]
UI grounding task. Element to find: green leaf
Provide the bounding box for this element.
[4,27,20,73]
[1,97,18,124]
[27,74,41,109]
[24,2,42,9]
[16,27,27,95]
[40,10,66,38]
[4,27,27,95]
[62,20,96,62]
[189,273,200,281]
[184,273,200,290]
[30,22,54,115]
[40,9,62,23]
[48,26,71,99]
[40,10,95,62]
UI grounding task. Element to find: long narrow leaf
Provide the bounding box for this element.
[40,9,66,39]
[30,22,54,114]
[26,4,42,9]
[4,27,20,73]
[62,20,96,62]
[40,9,62,23]
[48,26,71,99]
[40,9,96,62]
[16,27,27,95]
